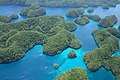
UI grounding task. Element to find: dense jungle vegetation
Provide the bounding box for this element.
[66,8,84,18]
[20,7,46,18]
[55,68,88,80]
[98,15,118,28]
[74,16,90,25]
[82,15,101,22]
[83,27,120,80]
[0,15,81,63]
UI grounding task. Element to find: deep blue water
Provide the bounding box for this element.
[0,4,120,80]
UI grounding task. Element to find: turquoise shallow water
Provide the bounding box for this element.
[112,38,120,56]
[0,4,120,80]
[0,45,115,80]
[113,50,120,56]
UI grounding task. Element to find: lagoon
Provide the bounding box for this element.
[0,5,120,80]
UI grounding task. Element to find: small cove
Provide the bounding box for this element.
[112,38,120,56]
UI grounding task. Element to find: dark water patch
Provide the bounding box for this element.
[88,67,115,80]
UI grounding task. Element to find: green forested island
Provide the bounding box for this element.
[87,8,94,13]
[98,15,118,28]
[10,14,19,19]
[68,50,77,58]
[74,16,90,25]
[66,8,84,18]
[82,15,101,22]
[20,7,46,18]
